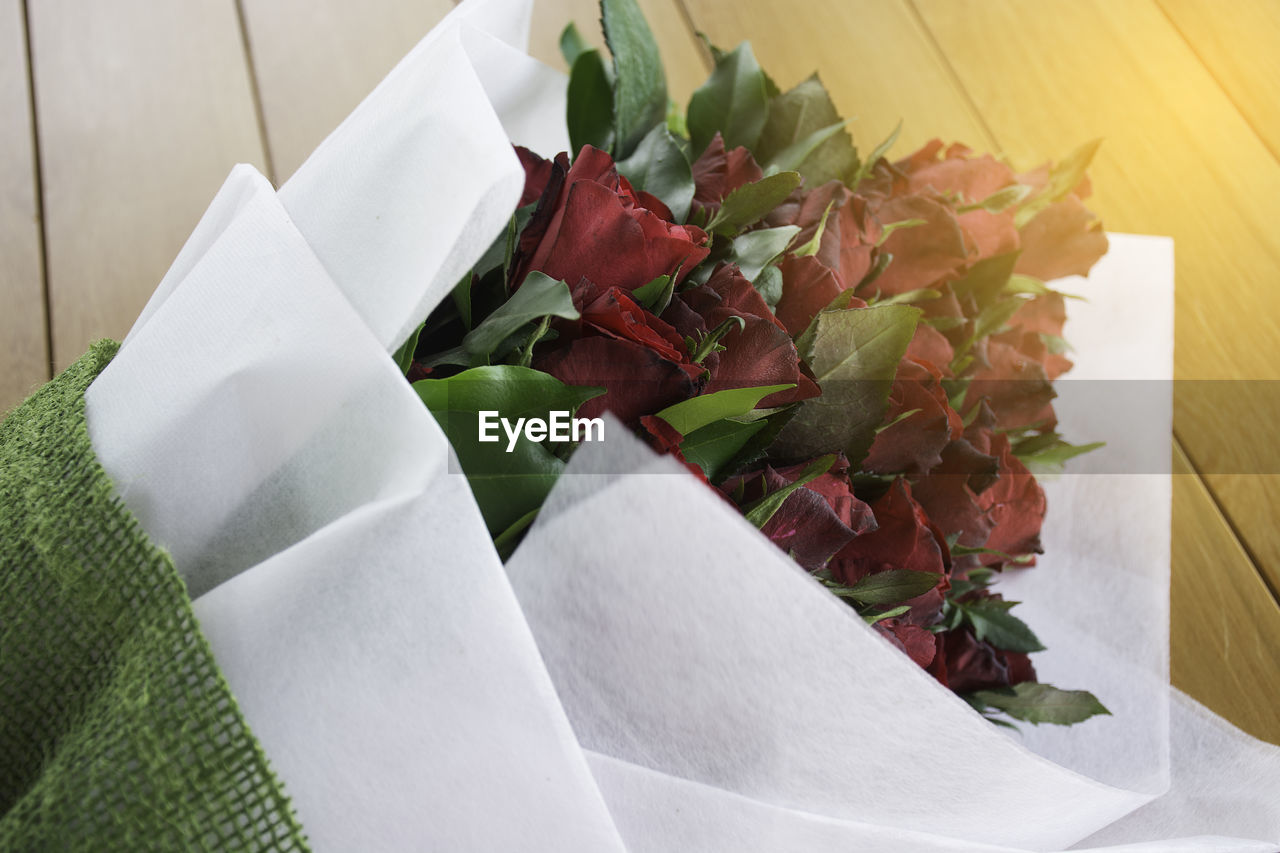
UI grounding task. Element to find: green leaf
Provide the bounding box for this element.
[950,251,1021,306]
[414,366,604,535]
[451,272,579,367]
[706,171,803,235]
[875,218,927,247]
[616,123,695,222]
[958,599,1046,653]
[721,403,798,476]
[392,323,423,374]
[850,120,901,186]
[688,315,746,364]
[1016,437,1105,476]
[790,200,835,258]
[862,604,912,626]
[602,0,668,158]
[972,682,1111,726]
[753,264,784,309]
[957,183,1032,214]
[728,225,800,282]
[679,417,768,481]
[452,273,473,330]
[755,73,858,186]
[656,384,795,434]
[1014,139,1102,227]
[687,41,770,156]
[567,48,615,154]
[765,120,847,175]
[493,507,539,562]
[559,22,591,68]
[632,273,675,314]
[828,569,942,605]
[775,304,919,465]
[867,288,941,307]
[743,454,836,528]
[951,296,1024,371]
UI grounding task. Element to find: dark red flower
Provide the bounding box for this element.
[830,478,950,587]
[512,146,710,293]
[912,400,1045,567]
[515,145,555,207]
[690,132,764,222]
[932,625,1038,693]
[900,140,1021,266]
[863,358,963,476]
[532,278,705,425]
[666,264,820,408]
[723,455,876,571]
[874,619,938,669]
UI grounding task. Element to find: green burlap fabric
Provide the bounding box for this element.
[0,341,309,852]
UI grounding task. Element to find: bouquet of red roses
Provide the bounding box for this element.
[402,0,1110,727]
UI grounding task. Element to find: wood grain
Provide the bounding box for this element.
[1157,0,1280,162]
[680,0,993,159]
[0,0,48,415]
[528,0,710,108]
[239,0,455,181]
[1172,444,1280,744]
[27,0,266,371]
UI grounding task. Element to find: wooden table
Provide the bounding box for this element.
[3,0,1277,742]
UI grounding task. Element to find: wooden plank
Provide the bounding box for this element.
[0,0,48,415]
[528,0,710,109]
[679,0,993,159]
[1157,0,1280,162]
[28,0,266,371]
[241,0,709,182]
[910,0,1280,734]
[239,0,455,181]
[1172,444,1280,744]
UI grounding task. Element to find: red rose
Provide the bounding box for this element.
[663,264,820,407]
[511,146,710,293]
[900,140,1021,266]
[723,455,876,571]
[829,478,950,587]
[769,182,880,334]
[533,278,705,425]
[863,358,963,476]
[932,620,1037,693]
[912,400,1046,567]
[875,618,939,669]
[1014,163,1108,281]
[690,132,764,222]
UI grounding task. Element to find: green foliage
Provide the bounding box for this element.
[678,418,769,482]
[969,682,1111,726]
[602,0,668,158]
[426,272,578,368]
[755,74,859,185]
[727,226,801,281]
[413,367,604,535]
[823,569,943,606]
[687,42,771,156]
[655,384,795,435]
[705,171,803,235]
[616,123,695,222]
[775,304,920,466]
[567,49,616,154]
[742,454,836,528]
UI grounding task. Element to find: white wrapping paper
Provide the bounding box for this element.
[81,0,1280,849]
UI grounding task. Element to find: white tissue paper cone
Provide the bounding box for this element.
[81,0,1280,849]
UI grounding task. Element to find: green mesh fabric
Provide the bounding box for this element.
[0,341,310,852]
